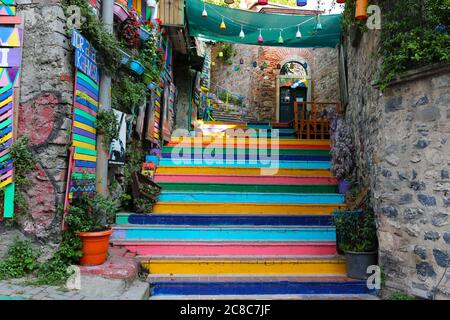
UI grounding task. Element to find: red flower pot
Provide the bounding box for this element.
[77,229,113,266]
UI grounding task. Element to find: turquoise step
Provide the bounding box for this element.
[112,226,336,241]
[159,192,345,204]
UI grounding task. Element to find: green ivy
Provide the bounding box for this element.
[111,74,147,113]
[0,238,39,280]
[96,109,119,146]
[377,0,450,90]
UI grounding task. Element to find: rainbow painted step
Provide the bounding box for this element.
[162,146,331,156]
[115,213,333,226]
[140,256,347,275]
[114,241,337,256]
[111,226,336,242]
[158,192,345,204]
[156,183,337,193]
[161,153,331,162]
[155,167,333,176]
[152,203,346,215]
[158,159,331,169]
[148,276,372,296]
[154,174,337,184]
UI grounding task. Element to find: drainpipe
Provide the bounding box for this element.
[96,0,114,195]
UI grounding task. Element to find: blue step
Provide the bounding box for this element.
[159,192,345,204]
[149,279,374,296]
[112,226,336,242]
[117,213,333,226]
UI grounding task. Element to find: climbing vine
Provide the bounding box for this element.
[96,109,119,146]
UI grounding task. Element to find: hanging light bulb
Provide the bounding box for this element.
[296,25,302,38]
[316,15,322,30]
[258,29,263,43]
[202,2,208,17]
[278,30,284,44]
[220,17,226,30]
[239,26,245,39]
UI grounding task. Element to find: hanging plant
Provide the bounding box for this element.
[121,8,142,48]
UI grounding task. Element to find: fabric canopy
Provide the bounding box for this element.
[186,0,342,48]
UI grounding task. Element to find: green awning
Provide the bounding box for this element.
[186,0,342,48]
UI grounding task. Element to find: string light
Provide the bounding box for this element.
[296,25,302,38]
[258,29,263,43]
[202,2,208,17]
[239,25,245,39]
[220,17,226,29]
[278,29,284,44]
[316,14,322,30]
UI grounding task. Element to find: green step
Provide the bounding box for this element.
[158,183,338,194]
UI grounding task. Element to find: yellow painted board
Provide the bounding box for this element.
[0,132,12,144]
[73,140,96,150]
[141,259,347,275]
[76,90,99,107]
[0,178,13,189]
[0,95,12,108]
[74,121,96,134]
[74,153,97,162]
[155,166,332,177]
[152,202,346,215]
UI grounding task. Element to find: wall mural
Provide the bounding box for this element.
[64,30,99,214]
[0,0,23,219]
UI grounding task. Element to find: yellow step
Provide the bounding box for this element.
[156,167,332,177]
[141,258,346,275]
[152,202,346,215]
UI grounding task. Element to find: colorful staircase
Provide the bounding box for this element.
[111,123,375,299]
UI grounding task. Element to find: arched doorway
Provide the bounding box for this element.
[276,59,311,123]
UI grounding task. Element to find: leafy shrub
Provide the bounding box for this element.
[0,238,39,280]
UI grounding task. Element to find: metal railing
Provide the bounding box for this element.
[294,102,341,140]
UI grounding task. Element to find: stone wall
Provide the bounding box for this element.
[345,29,450,299]
[173,60,191,131]
[17,1,73,239]
[210,43,340,122]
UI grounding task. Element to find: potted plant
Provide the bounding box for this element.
[64,194,118,266]
[333,209,378,279]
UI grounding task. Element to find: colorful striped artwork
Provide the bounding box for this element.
[0,5,21,219]
[68,71,99,199]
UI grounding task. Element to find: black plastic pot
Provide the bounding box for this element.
[344,250,378,280]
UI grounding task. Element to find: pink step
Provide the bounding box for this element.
[116,242,337,256]
[154,175,337,185]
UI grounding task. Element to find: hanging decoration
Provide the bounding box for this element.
[355,0,368,20]
[240,58,244,64]
[220,17,226,30]
[336,0,346,3]
[258,29,263,43]
[258,0,268,4]
[234,65,239,71]
[252,61,257,68]
[296,25,302,38]
[224,0,235,4]
[239,25,245,39]
[202,1,208,17]
[278,30,284,44]
[187,0,341,48]
[297,0,307,6]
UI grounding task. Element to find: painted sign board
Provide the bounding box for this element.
[71,29,98,83]
[0,47,21,67]
[109,109,126,165]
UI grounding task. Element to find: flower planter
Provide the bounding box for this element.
[113,3,129,23]
[130,60,145,75]
[119,49,131,65]
[338,179,352,194]
[77,229,113,266]
[344,250,378,280]
[139,27,151,41]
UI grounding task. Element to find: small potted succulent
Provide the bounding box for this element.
[65,194,118,266]
[333,209,378,279]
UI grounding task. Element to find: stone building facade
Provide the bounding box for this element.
[345,29,450,299]
[16,1,74,239]
[210,43,341,121]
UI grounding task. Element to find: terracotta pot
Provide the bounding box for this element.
[355,0,368,20]
[77,229,113,266]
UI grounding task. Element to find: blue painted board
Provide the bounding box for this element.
[112,226,336,241]
[158,159,331,169]
[158,192,345,204]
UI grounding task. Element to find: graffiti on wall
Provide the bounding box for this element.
[0,1,22,219]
